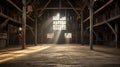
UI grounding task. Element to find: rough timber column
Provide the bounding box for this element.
[115,23,118,48]
[35,12,38,45]
[81,12,84,45]
[89,0,94,50]
[22,0,26,49]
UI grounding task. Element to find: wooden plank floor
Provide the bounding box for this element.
[0,44,120,67]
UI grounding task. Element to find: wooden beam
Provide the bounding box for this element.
[26,25,33,30]
[106,22,118,49]
[67,0,80,18]
[37,7,81,10]
[106,23,118,48]
[7,0,34,22]
[106,23,116,35]
[0,18,9,28]
[93,31,97,38]
[7,0,23,12]
[0,13,21,23]
[22,0,27,49]
[86,14,119,49]
[26,25,35,36]
[89,0,94,50]
[115,23,118,48]
[94,0,113,14]
[83,0,113,23]
[93,30,99,44]
[38,0,51,17]
[27,15,34,22]
[4,18,9,23]
[0,13,32,29]
[86,15,120,29]
[6,0,34,39]
[0,13,8,18]
[83,17,90,23]
[27,16,34,22]
[81,12,84,45]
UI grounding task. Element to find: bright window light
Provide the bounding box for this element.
[57,13,60,17]
[53,13,66,30]
[60,17,66,20]
[64,33,72,38]
[47,33,54,38]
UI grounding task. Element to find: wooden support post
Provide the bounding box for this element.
[115,23,118,48]
[22,0,27,49]
[81,12,84,45]
[35,13,38,45]
[89,0,94,50]
[76,19,78,43]
[106,22,118,48]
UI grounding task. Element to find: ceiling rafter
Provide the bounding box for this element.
[37,7,81,10]
[6,0,34,22]
[38,0,51,17]
[66,0,80,18]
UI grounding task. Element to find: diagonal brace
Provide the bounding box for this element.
[38,0,51,17]
[106,23,116,35]
[66,0,80,18]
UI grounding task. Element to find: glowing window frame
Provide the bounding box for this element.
[53,13,66,30]
[47,33,54,38]
[64,33,72,38]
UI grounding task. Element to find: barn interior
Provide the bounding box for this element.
[0,0,120,67]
